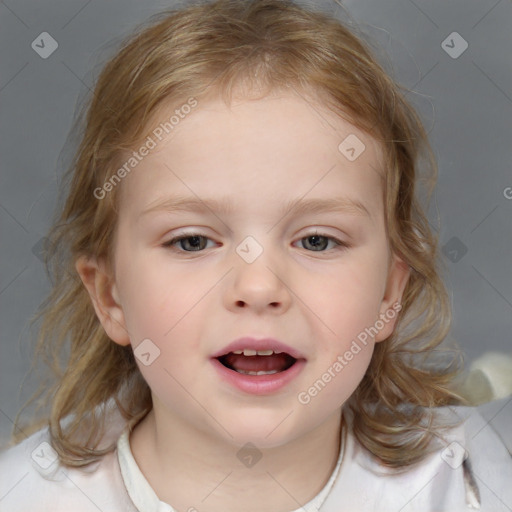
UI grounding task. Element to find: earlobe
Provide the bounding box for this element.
[374,254,411,343]
[75,255,131,346]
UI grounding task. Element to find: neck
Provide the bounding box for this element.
[130,407,343,512]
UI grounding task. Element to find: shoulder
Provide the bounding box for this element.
[433,397,512,510]
[435,396,512,476]
[468,396,512,454]
[0,416,135,512]
[324,397,512,512]
[441,396,512,508]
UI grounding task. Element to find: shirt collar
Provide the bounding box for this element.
[116,419,346,512]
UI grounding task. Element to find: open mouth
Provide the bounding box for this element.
[216,350,297,376]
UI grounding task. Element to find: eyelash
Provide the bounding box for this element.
[162,231,350,254]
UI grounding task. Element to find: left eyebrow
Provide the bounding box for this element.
[139,195,371,219]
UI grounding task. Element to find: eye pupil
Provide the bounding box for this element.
[182,236,205,251]
[304,235,328,251]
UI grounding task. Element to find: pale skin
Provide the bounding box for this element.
[76,89,410,512]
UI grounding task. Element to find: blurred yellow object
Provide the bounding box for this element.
[457,352,512,405]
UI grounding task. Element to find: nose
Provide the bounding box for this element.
[223,250,292,314]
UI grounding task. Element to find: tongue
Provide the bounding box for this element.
[222,353,294,373]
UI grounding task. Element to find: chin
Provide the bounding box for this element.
[212,410,307,449]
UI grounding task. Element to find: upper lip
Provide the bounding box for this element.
[211,337,306,360]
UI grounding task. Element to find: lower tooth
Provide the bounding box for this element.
[235,369,279,375]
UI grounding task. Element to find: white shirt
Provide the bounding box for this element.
[1,398,511,511]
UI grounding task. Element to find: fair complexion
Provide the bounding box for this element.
[77,90,410,512]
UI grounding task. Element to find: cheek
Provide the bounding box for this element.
[298,339,374,412]
[126,287,207,408]
[116,257,210,369]
[331,347,373,406]
[116,251,210,339]
[302,258,387,340]
[308,253,388,402]
[134,355,193,417]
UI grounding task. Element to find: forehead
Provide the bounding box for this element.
[117,90,385,221]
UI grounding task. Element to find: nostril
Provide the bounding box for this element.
[233,301,280,308]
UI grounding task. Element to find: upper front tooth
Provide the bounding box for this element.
[239,349,275,356]
[256,350,274,356]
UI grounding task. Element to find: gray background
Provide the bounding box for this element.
[1,0,511,446]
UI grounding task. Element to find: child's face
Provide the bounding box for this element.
[103,90,409,447]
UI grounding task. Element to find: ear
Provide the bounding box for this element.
[374,253,411,343]
[75,255,131,346]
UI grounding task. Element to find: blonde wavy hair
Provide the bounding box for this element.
[15,0,463,468]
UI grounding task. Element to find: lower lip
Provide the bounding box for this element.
[210,358,306,395]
